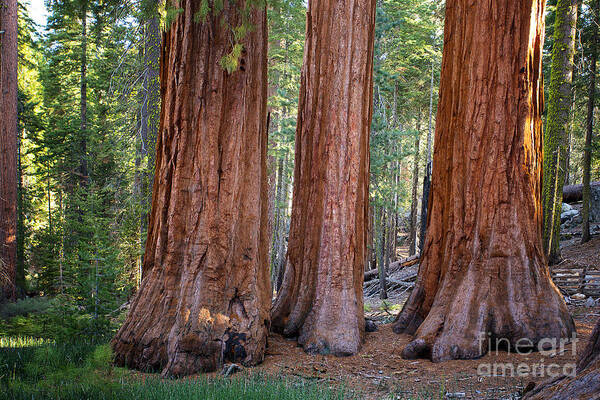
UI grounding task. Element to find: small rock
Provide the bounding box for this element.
[586,297,597,308]
[572,293,587,301]
[365,319,378,332]
[221,363,242,377]
[561,209,580,224]
[562,203,573,213]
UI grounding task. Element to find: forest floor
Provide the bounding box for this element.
[243,237,600,399]
[2,238,599,399]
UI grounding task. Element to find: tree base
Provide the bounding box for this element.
[272,277,364,357]
[523,318,600,399]
[393,259,575,362]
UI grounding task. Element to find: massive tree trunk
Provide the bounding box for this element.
[0,0,18,301]
[542,0,578,264]
[112,0,270,377]
[271,0,375,356]
[523,318,600,399]
[582,0,598,244]
[393,0,575,362]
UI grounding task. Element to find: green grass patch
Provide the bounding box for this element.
[0,337,352,400]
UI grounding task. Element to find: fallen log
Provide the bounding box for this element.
[389,255,420,270]
[363,272,417,290]
[364,269,379,281]
[563,182,600,203]
[364,254,420,281]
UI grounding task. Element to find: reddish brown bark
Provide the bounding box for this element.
[0,0,18,301]
[393,0,575,362]
[270,0,375,356]
[523,319,600,399]
[112,0,270,377]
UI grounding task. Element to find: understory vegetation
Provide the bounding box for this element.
[0,299,350,400]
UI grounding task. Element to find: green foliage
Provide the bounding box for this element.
[164,4,183,28]
[0,296,117,341]
[18,0,143,331]
[369,0,443,253]
[544,0,600,185]
[0,335,350,400]
[0,296,52,319]
[219,43,244,73]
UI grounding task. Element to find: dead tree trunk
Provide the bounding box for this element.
[0,0,18,301]
[271,0,376,356]
[393,0,575,362]
[523,318,600,399]
[112,0,270,377]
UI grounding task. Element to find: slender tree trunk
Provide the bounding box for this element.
[368,201,376,271]
[386,205,395,264]
[271,0,376,356]
[565,86,577,185]
[112,1,270,376]
[582,0,598,244]
[378,209,388,299]
[409,114,421,256]
[271,155,285,287]
[393,0,574,362]
[542,0,578,263]
[419,60,435,253]
[139,0,160,272]
[79,3,88,186]
[0,0,18,301]
[16,99,25,296]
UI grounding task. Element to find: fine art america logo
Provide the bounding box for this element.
[476,332,579,378]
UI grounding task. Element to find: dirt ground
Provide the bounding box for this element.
[248,238,600,399]
[253,308,598,399]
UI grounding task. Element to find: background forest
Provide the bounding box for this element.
[1,0,600,398]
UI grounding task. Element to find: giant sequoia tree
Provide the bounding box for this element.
[542,0,578,263]
[112,0,271,376]
[271,0,376,356]
[0,0,18,301]
[393,0,575,361]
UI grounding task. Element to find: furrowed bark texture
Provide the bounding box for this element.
[270,0,375,356]
[392,0,575,362]
[523,319,600,399]
[0,0,18,301]
[542,0,578,263]
[112,0,271,377]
